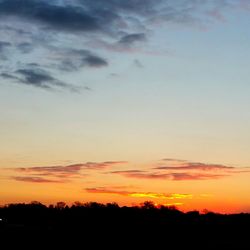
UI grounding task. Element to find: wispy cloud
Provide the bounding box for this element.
[86,187,192,200]
[16,161,126,173]
[161,158,188,163]
[15,68,75,91]
[1,67,79,91]
[167,172,228,181]
[110,170,227,181]
[118,33,146,46]
[12,176,65,183]
[155,162,234,171]
[10,161,127,183]
[51,48,108,72]
[108,159,249,181]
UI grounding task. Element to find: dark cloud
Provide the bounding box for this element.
[118,33,146,46]
[0,0,101,33]
[0,1,229,39]
[16,69,55,87]
[83,55,108,67]
[0,72,18,80]
[54,48,108,71]
[0,66,79,92]
[15,68,75,90]
[0,0,242,92]
[78,0,161,17]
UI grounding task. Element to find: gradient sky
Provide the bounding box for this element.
[1,0,250,213]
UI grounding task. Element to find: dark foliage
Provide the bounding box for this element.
[0,201,249,249]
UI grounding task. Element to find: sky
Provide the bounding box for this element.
[1,0,250,213]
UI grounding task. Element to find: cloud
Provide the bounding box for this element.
[1,67,78,91]
[78,0,159,15]
[0,0,101,33]
[85,187,192,199]
[13,161,126,178]
[109,170,227,181]
[155,162,234,171]
[9,161,127,183]
[0,72,19,80]
[108,159,249,181]
[16,68,78,91]
[17,42,34,53]
[52,48,108,71]
[0,25,32,36]
[134,59,144,68]
[110,170,169,180]
[12,176,64,183]
[168,172,228,181]
[118,33,146,46]
[0,41,11,50]
[0,45,108,90]
[0,41,11,59]
[16,69,60,89]
[83,55,108,67]
[157,159,250,174]
[0,0,244,92]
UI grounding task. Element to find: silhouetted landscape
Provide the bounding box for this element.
[1,201,249,248]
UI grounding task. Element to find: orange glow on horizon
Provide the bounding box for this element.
[1,159,250,214]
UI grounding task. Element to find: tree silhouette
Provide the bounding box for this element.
[0,201,249,249]
[141,201,155,209]
[55,201,66,209]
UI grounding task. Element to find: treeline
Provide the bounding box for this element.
[0,201,250,248]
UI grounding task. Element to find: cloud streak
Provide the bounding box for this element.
[10,161,127,183]
[155,162,234,171]
[118,33,146,46]
[108,159,249,181]
[12,176,65,183]
[86,187,192,199]
[2,67,78,91]
[110,170,227,181]
[16,161,126,173]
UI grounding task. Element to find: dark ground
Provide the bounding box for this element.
[0,201,250,249]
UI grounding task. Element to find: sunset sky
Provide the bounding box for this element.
[1,0,250,213]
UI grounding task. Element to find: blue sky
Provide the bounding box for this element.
[0,0,250,164]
